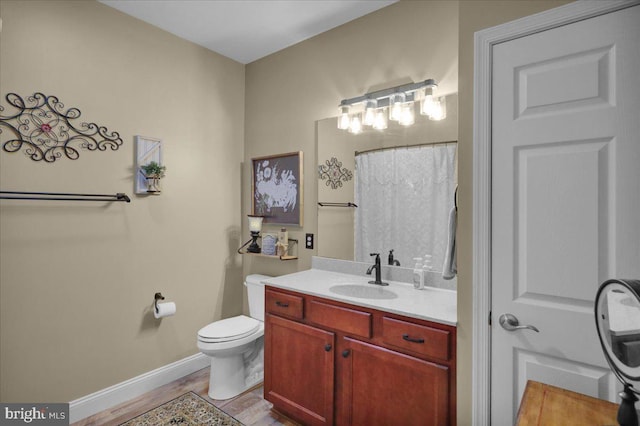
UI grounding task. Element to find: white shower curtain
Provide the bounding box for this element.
[354,143,457,271]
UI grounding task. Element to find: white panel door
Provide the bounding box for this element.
[491,5,640,423]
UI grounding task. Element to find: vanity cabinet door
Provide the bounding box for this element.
[264,313,335,426]
[341,337,450,426]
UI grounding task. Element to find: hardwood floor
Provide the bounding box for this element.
[72,367,300,426]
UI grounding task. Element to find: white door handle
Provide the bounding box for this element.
[499,313,539,332]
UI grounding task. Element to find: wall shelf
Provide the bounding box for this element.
[238,238,298,261]
[239,251,298,261]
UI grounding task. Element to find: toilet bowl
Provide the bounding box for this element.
[197,274,270,400]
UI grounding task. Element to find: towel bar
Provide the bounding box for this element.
[0,191,131,202]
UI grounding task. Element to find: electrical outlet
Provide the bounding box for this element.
[305,233,314,249]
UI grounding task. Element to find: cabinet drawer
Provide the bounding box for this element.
[266,289,304,320]
[308,300,371,338]
[382,317,450,361]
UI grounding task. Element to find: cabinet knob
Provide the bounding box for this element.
[342,349,350,358]
[325,344,332,352]
[275,301,289,308]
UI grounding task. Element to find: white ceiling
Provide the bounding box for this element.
[99,0,397,64]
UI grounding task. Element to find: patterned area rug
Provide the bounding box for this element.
[119,392,244,426]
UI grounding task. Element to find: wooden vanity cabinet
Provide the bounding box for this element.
[341,338,450,426]
[264,286,456,426]
[264,314,335,425]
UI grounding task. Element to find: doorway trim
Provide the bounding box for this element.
[471,0,640,424]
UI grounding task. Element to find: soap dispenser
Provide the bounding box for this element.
[413,257,424,290]
[422,254,433,288]
[423,255,433,272]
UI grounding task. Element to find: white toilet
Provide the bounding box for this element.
[197,274,270,400]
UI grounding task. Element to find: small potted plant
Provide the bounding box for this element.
[140,161,166,194]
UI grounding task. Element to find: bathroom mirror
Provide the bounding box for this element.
[595,278,640,425]
[316,93,458,277]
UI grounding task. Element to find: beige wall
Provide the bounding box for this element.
[0,1,245,402]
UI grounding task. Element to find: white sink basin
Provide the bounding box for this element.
[329,284,398,300]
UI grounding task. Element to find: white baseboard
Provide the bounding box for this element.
[69,353,209,423]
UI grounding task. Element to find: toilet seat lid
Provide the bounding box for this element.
[198,315,260,342]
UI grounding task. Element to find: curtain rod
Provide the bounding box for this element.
[355,140,457,156]
[0,191,131,202]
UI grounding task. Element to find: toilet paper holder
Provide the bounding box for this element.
[154,292,165,313]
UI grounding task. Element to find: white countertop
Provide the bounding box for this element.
[263,268,457,326]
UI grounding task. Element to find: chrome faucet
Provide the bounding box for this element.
[366,253,388,286]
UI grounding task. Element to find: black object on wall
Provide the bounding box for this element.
[0,92,123,163]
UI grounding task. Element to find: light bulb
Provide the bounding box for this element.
[372,108,388,130]
[399,102,415,126]
[337,105,351,130]
[428,96,447,121]
[348,114,362,134]
[420,87,438,117]
[363,99,377,126]
[389,92,406,122]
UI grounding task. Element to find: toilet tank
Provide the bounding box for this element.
[244,274,271,322]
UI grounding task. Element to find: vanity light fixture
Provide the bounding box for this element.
[420,86,437,116]
[363,99,378,126]
[388,92,406,122]
[337,79,445,132]
[399,102,415,126]
[337,105,351,130]
[420,86,446,121]
[430,95,446,121]
[372,108,388,130]
[348,114,363,134]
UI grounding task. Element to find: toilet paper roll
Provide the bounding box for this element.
[154,301,176,319]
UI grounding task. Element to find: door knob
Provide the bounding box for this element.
[499,313,539,332]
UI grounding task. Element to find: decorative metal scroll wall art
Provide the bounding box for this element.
[318,157,353,189]
[0,92,123,162]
